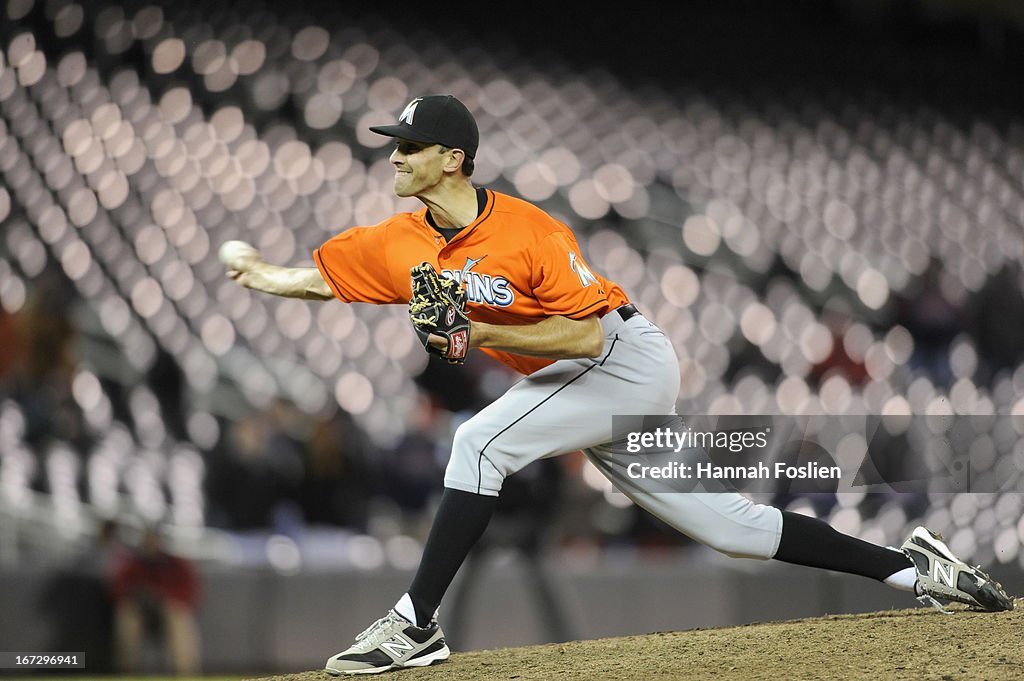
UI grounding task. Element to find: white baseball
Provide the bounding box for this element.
[218,240,259,269]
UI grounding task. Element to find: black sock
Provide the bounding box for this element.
[773,510,912,581]
[407,488,498,627]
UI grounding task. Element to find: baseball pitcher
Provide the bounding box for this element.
[223,95,1012,675]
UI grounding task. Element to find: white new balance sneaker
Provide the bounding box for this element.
[901,526,1014,613]
[325,610,450,675]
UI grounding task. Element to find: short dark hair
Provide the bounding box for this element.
[440,146,474,178]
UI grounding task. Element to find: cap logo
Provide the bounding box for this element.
[398,98,422,126]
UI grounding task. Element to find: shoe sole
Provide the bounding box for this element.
[904,528,1014,612]
[324,645,451,676]
[961,571,1014,612]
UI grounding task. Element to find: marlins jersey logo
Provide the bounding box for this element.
[441,255,514,307]
[569,252,602,291]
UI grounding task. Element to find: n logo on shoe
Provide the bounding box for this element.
[381,634,415,658]
[933,560,956,588]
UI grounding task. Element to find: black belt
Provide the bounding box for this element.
[616,303,640,322]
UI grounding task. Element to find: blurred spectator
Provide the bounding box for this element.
[89,518,131,579]
[415,358,482,414]
[446,457,572,646]
[376,392,449,537]
[206,399,306,530]
[0,305,21,385]
[301,407,374,530]
[109,526,202,675]
[39,519,127,674]
[810,305,869,388]
[894,259,964,387]
[969,262,1024,384]
[147,347,188,442]
[7,264,89,449]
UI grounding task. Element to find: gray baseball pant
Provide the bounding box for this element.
[443,311,784,560]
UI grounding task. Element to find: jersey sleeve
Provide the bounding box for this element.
[313,225,402,304]
[530,230,612,319]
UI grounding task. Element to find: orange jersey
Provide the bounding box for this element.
[313,189,629,375]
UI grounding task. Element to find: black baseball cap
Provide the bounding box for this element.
[370,95,479,159]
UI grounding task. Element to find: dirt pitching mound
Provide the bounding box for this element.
[251,602,1022,681]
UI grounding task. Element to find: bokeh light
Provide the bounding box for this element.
[0,2,1020,587]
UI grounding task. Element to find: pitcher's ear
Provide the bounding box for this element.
[442,146,465,174]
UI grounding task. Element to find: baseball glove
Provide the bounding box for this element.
[408,261,471,365]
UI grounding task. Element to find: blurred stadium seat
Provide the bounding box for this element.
[0,0,1023,578]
